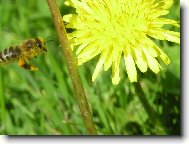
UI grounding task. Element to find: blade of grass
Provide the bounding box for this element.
[0,69,6,133]
[135,82,167,134]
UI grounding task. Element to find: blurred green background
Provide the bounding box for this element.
[0,0,180,135]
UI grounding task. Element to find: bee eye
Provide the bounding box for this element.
[37,43,42,49]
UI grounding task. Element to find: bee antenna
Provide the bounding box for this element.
[44,39,54,44]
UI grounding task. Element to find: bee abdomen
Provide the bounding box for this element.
[0,46,21,63]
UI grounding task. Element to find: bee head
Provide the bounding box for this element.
[35,37,47,53]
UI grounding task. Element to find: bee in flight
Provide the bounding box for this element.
[0,37,47,71]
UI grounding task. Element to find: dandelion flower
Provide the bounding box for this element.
[63,0,180,85]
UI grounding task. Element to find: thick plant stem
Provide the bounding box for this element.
[47,0,97,134]
[135,82,166,135]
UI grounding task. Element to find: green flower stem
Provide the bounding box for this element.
[0,69,6,131]
[134,82,166,135]
[47,0,97,135]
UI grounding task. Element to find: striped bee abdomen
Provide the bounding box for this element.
[0,46,21,63]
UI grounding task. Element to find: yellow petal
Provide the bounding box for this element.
[151,10,169,18]
[112,52,121,85]
[77,49,101,65]
[134,47,148,73]
[77,47,101,65]
[151,18,180,27]
[155,46,170,65]
[104,47,113,71]
[145,47,158,57]
[143,49,160,74]
[148,28,180,44]
[76,43,90,55]
[158,0,174,10]
[64,0,74,6]
[92,58,104,82]
[124,54,137,82]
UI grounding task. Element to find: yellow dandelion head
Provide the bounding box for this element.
[63,0,180,85]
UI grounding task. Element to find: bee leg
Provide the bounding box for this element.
[18,58,38,71]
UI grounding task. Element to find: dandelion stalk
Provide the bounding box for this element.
[47,0,97,134]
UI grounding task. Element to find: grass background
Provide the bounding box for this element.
[0,0,180,135]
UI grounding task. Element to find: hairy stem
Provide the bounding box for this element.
[47,0,97,134]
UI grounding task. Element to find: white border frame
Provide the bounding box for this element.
[0,1,188,144]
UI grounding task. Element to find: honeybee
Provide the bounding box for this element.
[0,37,47,71]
